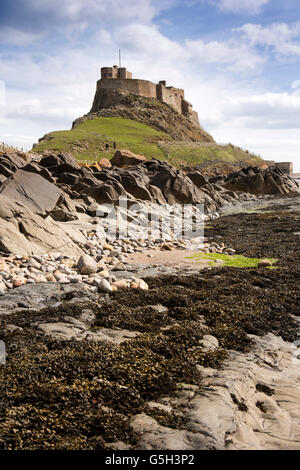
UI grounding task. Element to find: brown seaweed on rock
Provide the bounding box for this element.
[0,207,299,449]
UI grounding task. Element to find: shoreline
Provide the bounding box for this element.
[0,194,299,450]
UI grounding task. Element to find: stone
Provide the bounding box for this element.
[223,248,236,255]
[38,322,83,340]
[98,158,112,169]
[136,279,149,291]
[103,243,114,251]
[112,280,128,290]
[97,279,113,293]
[77,254,98,274]
[161,243,172,251]
[199,335,219,351]
[53,270,64,281]
[99,270,110,279]
[258,259,272,268]
[35,274,48,283]
[13,278,26,288]
[110,149,147,168]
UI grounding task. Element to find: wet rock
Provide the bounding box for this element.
[199,335,219,351]
[223,166,300,196]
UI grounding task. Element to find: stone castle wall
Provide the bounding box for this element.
[156,84,184,115]
[90,67,200,126]
[98,78,157,99]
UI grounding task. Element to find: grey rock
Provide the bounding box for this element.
[77,254,98,274]
[97,279,113,293]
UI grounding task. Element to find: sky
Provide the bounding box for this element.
[1,0,300,171]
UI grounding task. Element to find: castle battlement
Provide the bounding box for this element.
[90,66,200,126]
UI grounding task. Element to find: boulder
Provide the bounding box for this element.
[22,163,54,183]
[77,254,98,274]
[110,149,147,168]
[118,172,152,201]
[39,152,81,175]
[99,158,112,169]
[88,181,126,204]
[0,170,64,216]
[186,170,208,187]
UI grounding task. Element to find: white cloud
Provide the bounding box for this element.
[0,81,6,107]
[185,38,264,72]
[0,27,41,46]
[213,127,300,170]
[203,89,300,133]
[118,24,184,61]
[236,22,300,57]
[217,0,269,14]
[0,0,173,46]
[117,24,264,74]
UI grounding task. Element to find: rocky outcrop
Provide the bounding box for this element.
[222,166,300,195]
[0,150,257,256]
[72,92,215,143]
[130,332,300,450]
[0,170,64,216]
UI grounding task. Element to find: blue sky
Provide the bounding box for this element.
[1,0,300,170]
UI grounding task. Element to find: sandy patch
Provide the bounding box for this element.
[125,248,210,268]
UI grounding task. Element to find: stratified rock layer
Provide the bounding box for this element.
[222,166,300,195]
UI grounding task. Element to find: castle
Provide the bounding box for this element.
[90,65,200,126]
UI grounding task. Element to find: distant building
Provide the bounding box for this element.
[265,160,293,175]
[275,162,293,175]
[90,65,200,126]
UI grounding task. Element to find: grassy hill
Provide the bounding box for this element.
[33,117,170,162]
[159,142,262,168]
[33,116,262,168]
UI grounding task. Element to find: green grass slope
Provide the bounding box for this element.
[33,117,170,162]
[160,142,262,168]
[33,116,263,167]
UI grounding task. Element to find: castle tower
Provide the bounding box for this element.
[101,65,132,80]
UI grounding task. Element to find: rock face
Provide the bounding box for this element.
[72,92,215,143]
[0,169,64,216]
[130,333,300,450]
[222,166,300,195]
